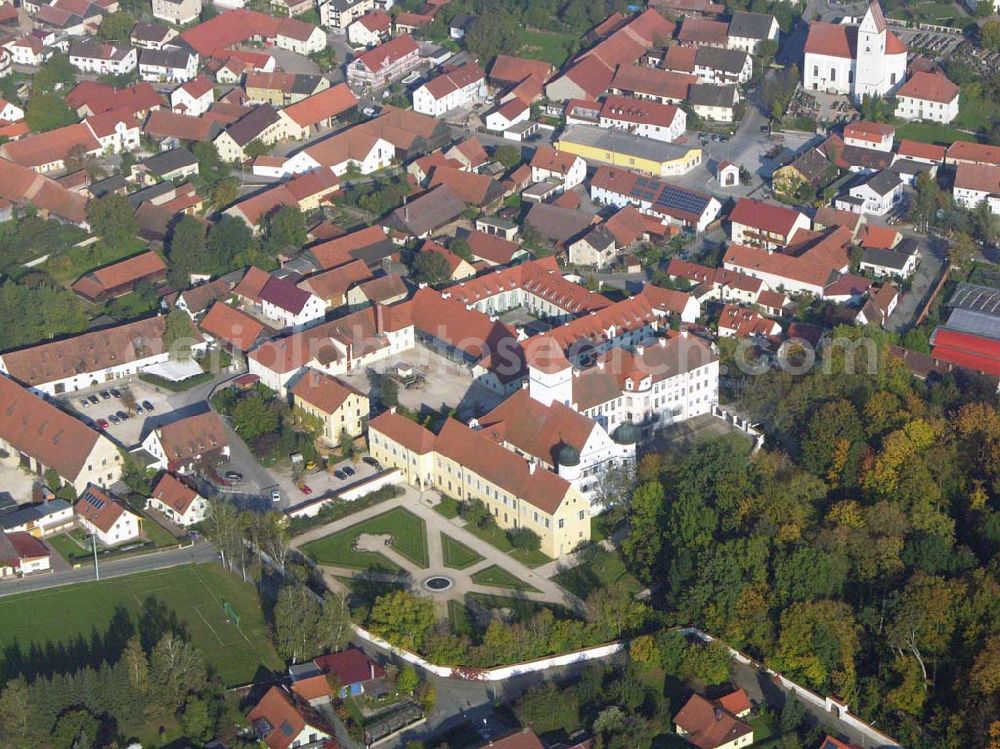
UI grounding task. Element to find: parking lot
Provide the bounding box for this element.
[59,379,176,449]
[271,453,385,509]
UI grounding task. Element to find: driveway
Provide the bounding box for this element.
[885,229,947,333]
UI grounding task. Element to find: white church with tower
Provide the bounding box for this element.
[803,2,907,101]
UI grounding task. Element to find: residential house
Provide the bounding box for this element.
[71,251,167,302]
[728,197,810,249]
[291,368,370,444]
[247,686,333,749]
[718,303,781,338]
[0,97,23,122]
[0,123,102,173]
[271,0,314,17]
[484,98,531,133]
[214,105,296,162]
[281,83,358,138]
[418,240,475,280]
[313,648,385,697]
[175,277,233,319]
[590,166,721,232]
[0,498,75,539]
[348,10,391,46]
[370,411,590,558]
[7,36,48,66]
[945,141,1000,167]
[598,94,686,142]
[320,0,374,29]
[530,145,587,190]
[427,165,505,211]
[445,137,490,172]
[86,110,142,154]
[346,34,420,91]
[726,11,779,53]
[0,532,51,578]
[199,301,268,353]
[663,45,752,85]
[298,260,374,307]
[952,161,1000,214]
[141,411,231,472]
[147,472,210,526]
[68,41,137,76]
[246,71,330,106]
[413,62,485,117]
[772,147,834,196]
[152,0,202,24]
[895,70,960,123]
[275,17,327,55]
[171,76,215,116]
[674,691,754,749]
[833,170,904,216]
[678,17,729,48]
[568,224,618,267]
[74,485,143,547]
[860,243,918,278]
[143,110,221,145]
[843,120,894,152]
[688,83,739,122]
[139,47,199,83]
[131,22,178,50]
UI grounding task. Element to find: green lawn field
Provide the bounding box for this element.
[0,563,282,686]
[441,533,483,570]
[463,522,552,568]
[552,548,642,599]
[301,507,429,570]
[471,564,539,592]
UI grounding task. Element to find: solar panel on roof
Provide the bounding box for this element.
[655,185,708,215]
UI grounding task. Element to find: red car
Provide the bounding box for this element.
[97,419,109,429]
[298,483,313,495]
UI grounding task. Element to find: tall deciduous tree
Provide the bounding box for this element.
[167,215,207,287]
[369,591,436,650]
[149,633,207,711]
[87,195,139,248]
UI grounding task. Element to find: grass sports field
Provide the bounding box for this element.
[0,563,282,686]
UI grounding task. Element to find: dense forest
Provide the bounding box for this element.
[612,328,1000,748]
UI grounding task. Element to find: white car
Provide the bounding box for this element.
[270,489,281,502]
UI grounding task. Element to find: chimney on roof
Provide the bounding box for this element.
[528,461,536,474]
[714,707,723,721]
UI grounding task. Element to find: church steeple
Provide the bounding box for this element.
[855,1,887,100]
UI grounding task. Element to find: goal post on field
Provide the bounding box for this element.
[223,601,240,628]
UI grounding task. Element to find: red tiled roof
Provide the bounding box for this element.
[314,648,385,684]
[357,10,391,31]
[422,62,485,100]
[151,472,200,515]
[805,22,855,58]
[179,9,282,57]
[66,80,165,115]
[897,139,945,162]
[843,120,894,143]
[369,410,436,454]
[946,141,1000,166]
[200,302,265,351]
[283,83,357,127]
[71,251,166,300]
[860,224,900,250]
[466,230,522,265]
[0,374,105,484]
[954,161,1000,194]
[530,144,579,174]
[292,368,364,414]
[559,55,615,99]
[489,730,545,749]
[679,17,729,44]
[896,70,959,104]
[246,687,310,749]
[291,675,331,701]
[674,693,753,749]
[0,124,100,169]
[663,44,697,72]
[158,412,228,463]
[724,243,833,289]
[717,689,752,716]
[6,531,49,562]
[611,65,696,101]
[394,10,433,27]
[144,110,218,141]
[355,34,418,73]
[729,197,805,237]
[298,259,372,302]
[488,55,553,85]
[75,485,131,534]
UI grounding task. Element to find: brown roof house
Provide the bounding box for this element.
[384,184,467,239]
[141,411,230,473]
[147,472,209,526]
[290,367,370,444]
[74,485,143,548]
[674,690,753,749]
[247,685,334,749]
[71,251,168,302]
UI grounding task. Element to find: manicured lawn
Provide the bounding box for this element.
[47,238,147,285]
[463,522,552,568]
[433,495,461,519]
[441,533,483,570]
[0,563,283,686]
[893,121,977,145]
[470,564,539,592]
[552,548,642,599]
[143,514,180,548]
[517,29,577,67]
[301,507,429,570]
[47,532,87,562]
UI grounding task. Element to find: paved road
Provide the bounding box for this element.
[0,543,218,598]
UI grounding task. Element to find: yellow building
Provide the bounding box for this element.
[290,368,370,446]
[555,124,701,178]
[369,411,590,558]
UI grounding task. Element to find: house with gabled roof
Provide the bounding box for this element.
[75,485,142,547]
[291,368,370,443]
[247,685,334,749]
[728,197,810,249]
[71,251,168,303]
[674,691,754,749]
[0,531,52,578]
[346,33,420,91]
[147,472,209,526]
[413,62,485,117]
[142,411,230,473]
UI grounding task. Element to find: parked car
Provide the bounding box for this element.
[115,410,128,421]
[97,419,109,429]
[79,398,89,408]
[108,414,120,425]
[135,404,144,414]
[333,469,348,480]
[224,471,243,483]
[100,390,111,400]
[142,400,154,411]
[298,484,312,495]
[362,456,382,470]
[342,465,355,477]
[110,388,122,398]
[270,489,281,502]
[87,395,100,405]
